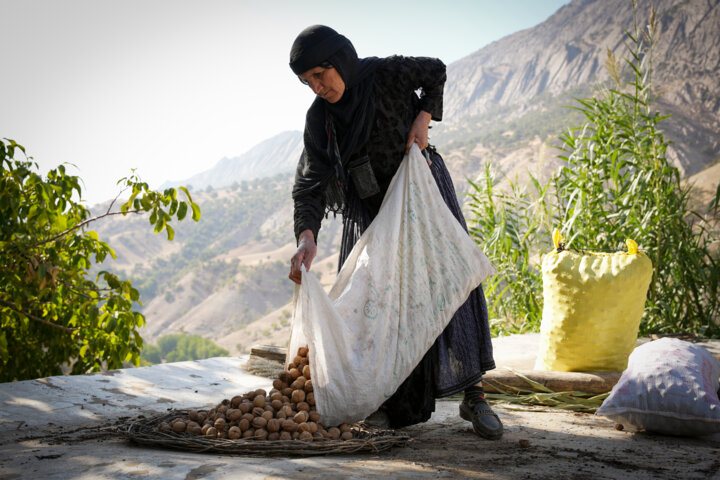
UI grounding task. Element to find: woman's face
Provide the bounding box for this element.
[299,66,345,103]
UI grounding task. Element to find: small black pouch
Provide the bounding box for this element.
[348,154,380,199]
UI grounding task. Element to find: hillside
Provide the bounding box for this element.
[439,0,719,179]
[91,174,343,347]
[161,131,303,192]
[92,0,720,354]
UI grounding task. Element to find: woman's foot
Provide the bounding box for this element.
[363,408,390,429]
[459,386,503,440]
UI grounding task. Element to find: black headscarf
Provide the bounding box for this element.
[289,25,379,214]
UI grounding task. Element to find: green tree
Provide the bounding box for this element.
[157,334,181,356]
[141,344,162,365]
[143,333,228,364]
[0,139,201,381]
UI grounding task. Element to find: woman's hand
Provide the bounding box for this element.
[289,229,317,284]
[405,110,432,154]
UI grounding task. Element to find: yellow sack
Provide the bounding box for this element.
[535,231,653,372]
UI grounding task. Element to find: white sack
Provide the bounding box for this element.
[288,145,496,426]
[596,337,720,436]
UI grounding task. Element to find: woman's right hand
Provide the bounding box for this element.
[289,229,317,284]
[405,110,432,154]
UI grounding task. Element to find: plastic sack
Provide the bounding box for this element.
[288,145,496,426]
[535,232,653,372]
[596,337,720,436]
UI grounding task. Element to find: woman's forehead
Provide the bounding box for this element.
[300,66,326,78]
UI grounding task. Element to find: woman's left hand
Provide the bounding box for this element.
[406,111,432,154]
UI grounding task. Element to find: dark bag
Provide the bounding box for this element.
[348,154,380,199]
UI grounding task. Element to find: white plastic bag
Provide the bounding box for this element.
[288,145,496,426]
[596,337,720,436]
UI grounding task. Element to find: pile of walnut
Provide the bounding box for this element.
[158,346,355,442]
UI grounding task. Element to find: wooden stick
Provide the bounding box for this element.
[483,369,622,394]
[249,345,287,363]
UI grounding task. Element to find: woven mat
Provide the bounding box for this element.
[119,410,411,456]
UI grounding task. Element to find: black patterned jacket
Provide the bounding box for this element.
[293,56,446,241]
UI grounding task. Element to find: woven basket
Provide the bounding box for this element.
[120,410,411,456]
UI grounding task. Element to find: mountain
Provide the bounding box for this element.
[161,130,302,191]
[163,0,719,193]
[93,0,720,354]
[438,0,720,179]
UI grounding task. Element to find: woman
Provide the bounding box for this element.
[287,25,502,440]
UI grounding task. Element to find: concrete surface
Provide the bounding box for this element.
[490,333,543,370]
[1,336,719,479]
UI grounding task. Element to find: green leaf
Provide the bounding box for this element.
[177,202,188,221]
[179,186,193,203]
[190,202,201,221]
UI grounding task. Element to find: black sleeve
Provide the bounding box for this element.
[292,147,325,243]
[292,114,331,243]
[384,56,446,121]
[292,99,333,244]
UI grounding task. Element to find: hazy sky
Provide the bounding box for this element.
[1,0,569,205]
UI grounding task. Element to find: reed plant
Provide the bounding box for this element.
[467,167,552,335]
[468,3,720,337]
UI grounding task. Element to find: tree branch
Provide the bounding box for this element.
[58,279,112,295]
[105,188,127,216]
[0,299,79,332]
[57,280,98,300]
[29,208,150,248]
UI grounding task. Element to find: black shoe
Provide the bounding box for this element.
[459,398,503,440]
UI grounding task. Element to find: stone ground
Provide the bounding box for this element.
[1,335,719,479]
